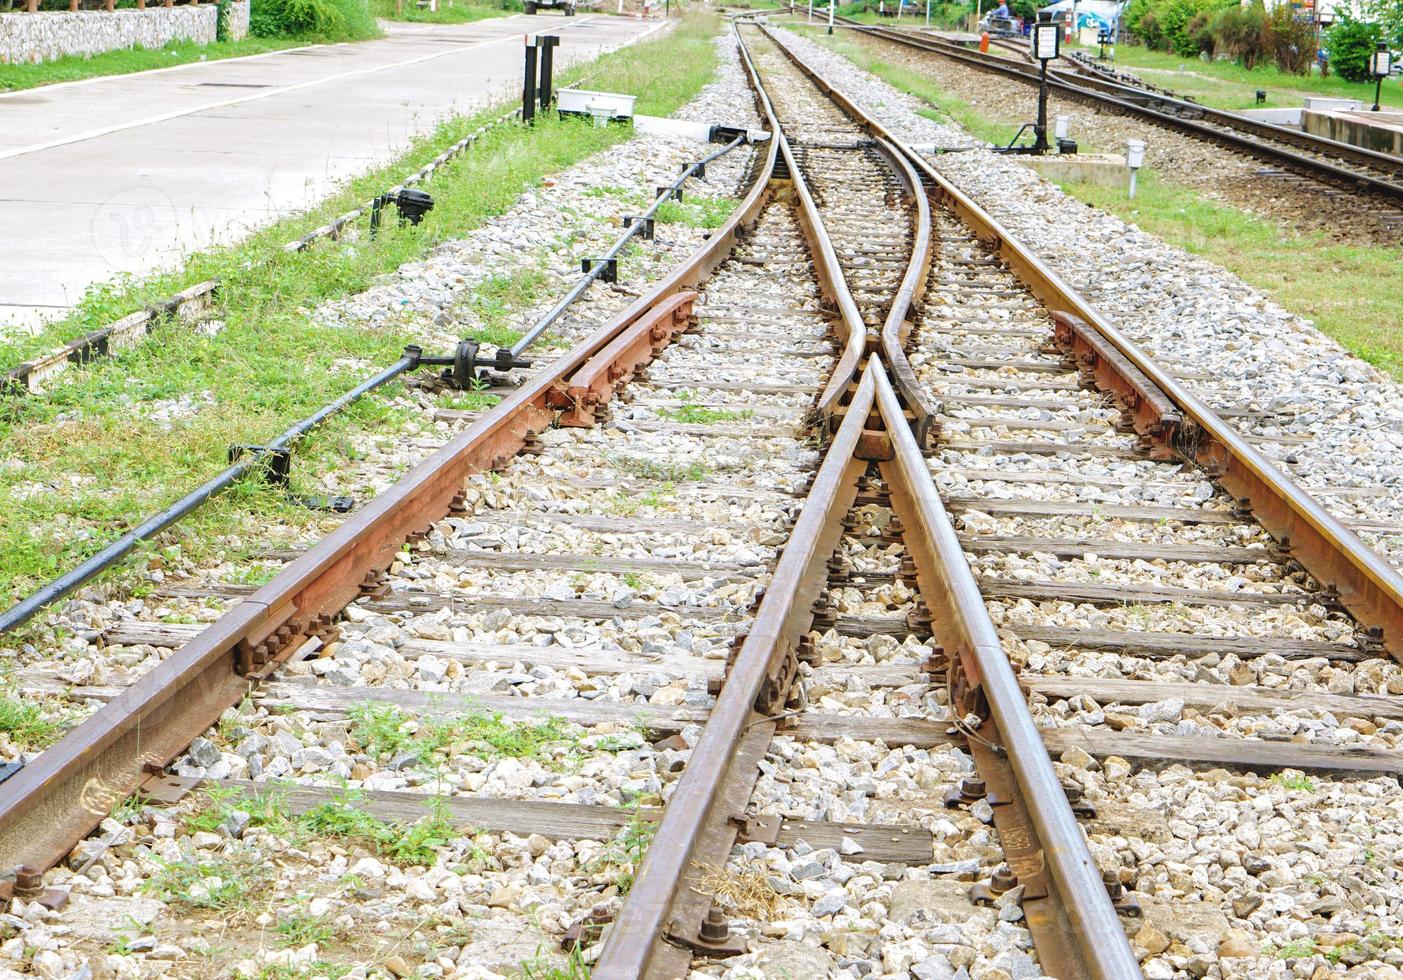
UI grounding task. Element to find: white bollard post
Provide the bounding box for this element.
[1125,138,1145,198]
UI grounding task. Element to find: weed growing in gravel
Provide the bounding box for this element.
[521,944,592,980]
[1263,939,1319,959]
[0,696,60,749]
[297,788,458,866]
[462,268,552,348]
[655,197,740,230]
[609,455,712,483]
[274,912,340,948]
[1269,772,1317,792]
[349,702,582,769]
[658,391,753,425]
[142,857,263,913]
[235,964,355,980]
[593,805,658,896]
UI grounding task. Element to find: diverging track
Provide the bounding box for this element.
[4,14,1403,980]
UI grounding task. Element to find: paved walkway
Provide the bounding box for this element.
[0,14,662,332]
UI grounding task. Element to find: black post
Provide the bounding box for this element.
[1376,74,1384,112]
[537,35,559,111]
[1034,58,1050,153]
[523,38,538,124]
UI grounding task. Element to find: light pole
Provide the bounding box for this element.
[1371,42,1391,112]
[827,0,833,34]
[925,0,930,27]
[1030,10,1060,154]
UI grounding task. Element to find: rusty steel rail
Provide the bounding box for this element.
[594,362,877,980]
[870,361,1140,980]
[593,19,1139,980]
[0,120,780,877]
[765,23,1403,661]
[844,22,1403,202]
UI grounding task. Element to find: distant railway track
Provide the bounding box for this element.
[840,20,1403,227]
[4,12,1403,979]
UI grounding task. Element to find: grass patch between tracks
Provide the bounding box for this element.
[800,26,1403,381]
[0,11,722,623]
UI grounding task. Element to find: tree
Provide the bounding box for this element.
[1327,15,1383,82]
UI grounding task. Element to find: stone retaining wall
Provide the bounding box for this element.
[0,1,248,66]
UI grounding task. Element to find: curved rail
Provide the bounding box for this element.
[766,21,1403,661]
[845,21,1403,202]
[595,19,1143,980]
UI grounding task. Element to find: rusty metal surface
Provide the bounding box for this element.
[732,25,869,423]
[871,361,1143,980]
[0,108,782,879]
[1052,312,1181,459]
[554,290,698,426]
[594,368,877,979]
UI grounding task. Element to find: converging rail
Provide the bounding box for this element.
[5,12,1403,980]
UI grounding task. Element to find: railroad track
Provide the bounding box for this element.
[837,21,1403,235]
[3,13,1403,980]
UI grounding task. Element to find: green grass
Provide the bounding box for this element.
[0,11,722,624]
[802,27,1403,381]
[370,0,516,23]
[655,195,740,228]
[1077,40,1403,111]
[141,857,264,913]
[0,38,301,94]
[350,701,583,768]
[0,695,60,749]
[1055,173,1403,379]
[1269,771,1317,792]
[657,390,753,423]
[190,782,465,866]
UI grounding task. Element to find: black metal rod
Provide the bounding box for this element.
[539,38,556,110]
[0,356,415,635]
[1035,58,1050,154]
[523,41,538,124]
[510,135,747,357]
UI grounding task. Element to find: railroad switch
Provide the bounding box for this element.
[405,341,532,391]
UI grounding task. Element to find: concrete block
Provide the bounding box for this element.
[1302,108,1403,156]
[1026,151,1129,188]
[1303,96,1364,112]
[1239,107,1302,126]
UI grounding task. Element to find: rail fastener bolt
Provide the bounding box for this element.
[944,774,988,808]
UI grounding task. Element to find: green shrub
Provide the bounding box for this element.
[1263,4,1314,75]
[1127,0,1234,55]
[1327,16,1382,82]
[1202,2,1265,64]
[249,0,378,41]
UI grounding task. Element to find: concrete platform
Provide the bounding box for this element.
[0,14,664,333]
[1303,106,1403,158]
